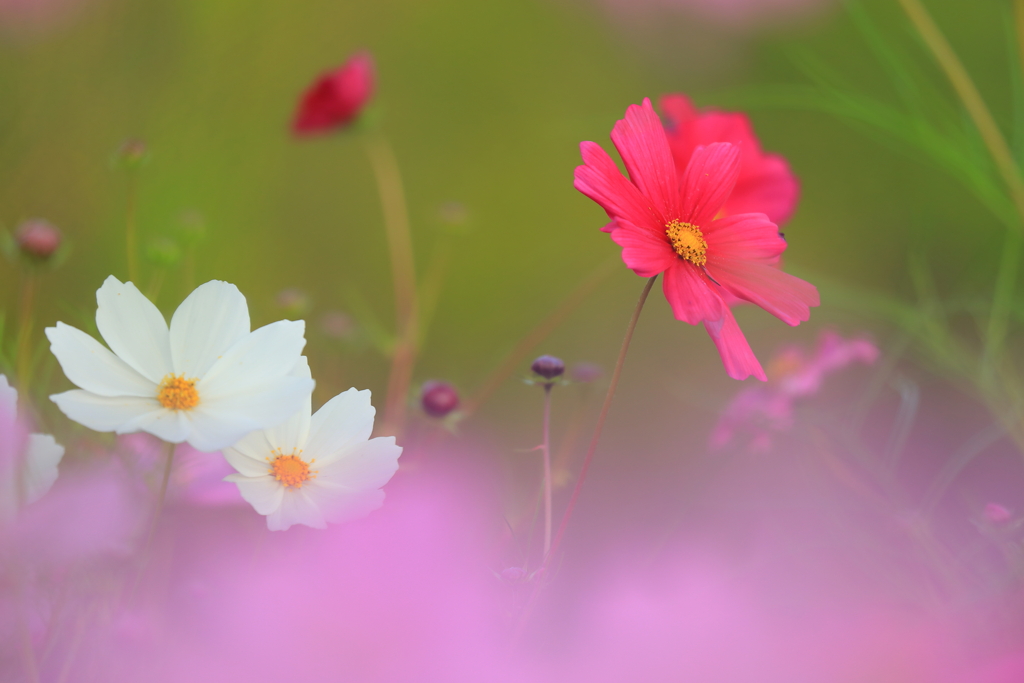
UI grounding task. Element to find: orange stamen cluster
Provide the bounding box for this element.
[269,449,316,488]
[157,374,199,410]
[666,220,708,266]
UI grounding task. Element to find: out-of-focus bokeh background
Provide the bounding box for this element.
[5,0,1024,680]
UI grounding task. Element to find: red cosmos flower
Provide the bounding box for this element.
[292,51,375,136]
[660,94,799,226]
[574,98,819,381]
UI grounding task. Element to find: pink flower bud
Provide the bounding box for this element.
[421,381,459,418]
[14,219,61,260]
[292,52,375,136]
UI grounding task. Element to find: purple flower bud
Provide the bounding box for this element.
[421,381,459,418]
[14,219,62,260]
[531,355,564,380]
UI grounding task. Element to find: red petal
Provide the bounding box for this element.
[729,154,800,226]
[680,142,741,227]
[610,99,681,220]
[709,259,819,326]
[705,213,786,263]
[662,262,724,325]
[609,220,676,277]
[575,142,662,231]
[660,95,799,225]
[704,308,767,381]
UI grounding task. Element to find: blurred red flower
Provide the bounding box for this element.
[575,98,818,380]
[660,94,799,226]
[292,51,375,136]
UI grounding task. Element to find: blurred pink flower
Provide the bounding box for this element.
[710,330,878,450]
[292,51,375,136]
[575,98,818,380]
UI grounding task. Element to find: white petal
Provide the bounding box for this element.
[304,481,385,524]
[0,374,16,418]
[46,323,156,397]
[50,390,161,433]
[199,375,314,438]
[118,408,191,444]
[180,406,262,453]
[94,276,173,384]
[22,433,65,504]
[227,474,285,517]
[0,375,23,465]
[265,357,312,452]
[0,376,21,522]
[169,281,251,379]
[223,446,272,479]
[199,320,307,396]
[316,436,401,490]
[267,488,326,531]
[304,388,376,463]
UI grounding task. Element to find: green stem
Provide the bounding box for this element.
[363,134,419,439]
[126,172,140,284]
[898,0,1024,225]
[14,270,36,389]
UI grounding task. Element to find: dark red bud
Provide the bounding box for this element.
[421,380,459,418]
[14,219,62,260]
[292,51,375,136]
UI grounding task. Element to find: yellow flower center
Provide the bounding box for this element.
[269,450,316,488]
[666,220,707,266]
[157,374,199,410]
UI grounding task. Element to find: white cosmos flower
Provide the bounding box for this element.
[0,375,65,524]
[47,276,314,452]
[223,361,401,531]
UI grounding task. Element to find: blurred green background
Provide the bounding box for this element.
[0,0,1011,442]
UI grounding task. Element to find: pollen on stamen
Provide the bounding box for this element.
[666,220,708,267]
[270,451,315,488]
[157,374,199,410]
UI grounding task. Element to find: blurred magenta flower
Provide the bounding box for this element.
[46,276,314,451]
[710,330,878,450]
[13,218,62,261]
[660,94,799,226]
[224,360,401,530]
[575,98,818,380]
[0,375,64,524]
[292,51,375,136]
[420,380,460,418]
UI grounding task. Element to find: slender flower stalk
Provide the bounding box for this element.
[144,441,176,553]
[513,277,656,645]
[125,173,139,284]
[363,134,420,439]
[547,275,656,565]
[14,270,36,388]
[541,384,553,559]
